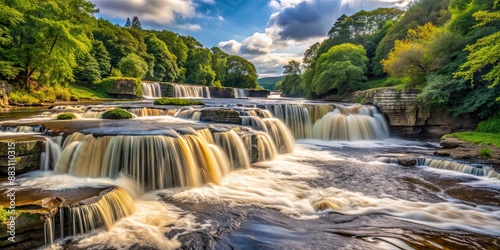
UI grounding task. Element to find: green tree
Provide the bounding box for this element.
[156,31,189,67]
[2,0,97,89]
[131,16,141,29]
[94,19,139,68]
[74,52,101,86]
[0,2,23,80]
[119,54,148,78]
[185,48,215,86]
[145,34,179,81]
[211,47,229,85]
[125,17,131,28]
[90,40,111,78]
[282,60,303,97]
[311,43,368,97]
[225,55,258,88]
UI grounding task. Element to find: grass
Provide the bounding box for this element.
[478,148,492,158]
[68,85,110,99]
[57,113,77,120]
[154,97,204,106]
[9,84,111,104]
[102,108,133,119]
[443,132,500,147]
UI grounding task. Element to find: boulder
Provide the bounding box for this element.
[200,108,241,124]
[397,158,417,166]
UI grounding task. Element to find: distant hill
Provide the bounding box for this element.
[258,76,284,91]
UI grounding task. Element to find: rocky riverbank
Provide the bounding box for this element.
[436,137,500,169]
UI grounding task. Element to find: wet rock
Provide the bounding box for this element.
[397,158,417,166]
[0,138,44,175]
[0,139,43,156]
[440,137,464,149]
[0,80,12,108]
[436,138,500,171]
[200,108,241,124]
[104,78,142,98]
[350,87,475,137]
[209,87,235,98]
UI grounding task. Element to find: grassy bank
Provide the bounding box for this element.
[443,132,500,148]
[9,84,111,105]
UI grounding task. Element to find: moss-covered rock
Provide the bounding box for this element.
[200,108,241,124]
[56,113,76,120]
[154,97,204,106]
[96,77,142,98]
[102,108,133,120]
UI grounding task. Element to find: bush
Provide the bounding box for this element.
[102,108,133,119]
[95,77,142,97]
[0,206,8,223]
[478,148,492,158]
[476,116,500,134]
[154,97,204,106]
[9,90,40,104]
[57,113,77,120]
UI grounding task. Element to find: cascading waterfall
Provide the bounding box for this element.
[312,106,389,141]
[142,82,162,98]
[64,187,136,236]
[41,137,62,171]
[241,116,294,154]
[174,108,202,120]
[241,131,278,162]
[52,131,243,190]
[127,108,174,117]
[173,84,210,98]
[234,88,248,98]
[419,159,500,179]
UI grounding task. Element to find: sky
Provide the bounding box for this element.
[91,0,411,78]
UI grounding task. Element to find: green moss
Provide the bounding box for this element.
[57,113,77,120]
[102,108,133,119]
[95,77,142,97]
[68,84,110,99]
[154,97,204,106]
[443,132,500,148]
[478,148,492,158]
[353,95,365,104]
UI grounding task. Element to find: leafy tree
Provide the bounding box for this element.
[90,40,111,78]
[145,34,179,81]
[119,54,148,78]
[311,43,368,97]
[131,16,141,29]
[454,6,500,91]
[94,19,139,67]
[281,60,303,97]
[0,2,23,80]
[225,55,258,88]
[2,0,97,89]
[156,31,189,66]
[211,47,229,84]
[185,48,215,86]
[74,52,101,86]
[125,17,131,28]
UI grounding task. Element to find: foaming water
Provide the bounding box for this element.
[419,159,500,179]
[169,146,500,236]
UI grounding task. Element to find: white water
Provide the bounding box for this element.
[142,82,162,98]
[173,84,210,98]
[234,88,248,98]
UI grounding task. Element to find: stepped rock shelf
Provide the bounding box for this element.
[1,97,498,249]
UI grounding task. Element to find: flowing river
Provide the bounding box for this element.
[0,93,499,249]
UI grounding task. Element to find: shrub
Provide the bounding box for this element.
[9,90,39,104]
[0,206,8,223]
[154,97,204,106]
[478,148,492,158]
[102,108,133,119]
[57,113,77,120]
[476,116,500,134]
[95,77,142,97]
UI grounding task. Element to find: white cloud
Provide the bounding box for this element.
[218,40,242,54]
[217,15,224,21]
[176,24,202,31]
[93,0,196,24]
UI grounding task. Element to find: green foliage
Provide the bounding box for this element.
[68,84,109,99]
[478,148,492,158]
[9,90,40,104]
[257,76,284,91]
[185,48,216,86]
[102,108,133,119]
[225,55,258,89]
[444,132,500,147]
[311,43,368,97]
[131,16,141,29]
[119,54,148,78]
[154,97,204,106]
[90,40,112,78]
[74,52,101,86]
[57,113,77,120]
[0,206,8,223]
[110,68,122,77]
[416,74,468,107]
[95,77,142,97]
[274,80,283,91]
[145,34,179,82]
[476,115,500,133]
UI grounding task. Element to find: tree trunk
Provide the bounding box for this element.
[24,67,30,90]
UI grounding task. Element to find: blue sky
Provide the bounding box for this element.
[91,0,410,77]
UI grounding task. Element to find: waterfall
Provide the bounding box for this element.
[173,84,210,98]
[56,187,136,237]
[52,131,245,190]
[142,82,162,98]
[312,106,389,141]
[41,137,62,171]
[241,131,278,162]
[419,159,500,179]
[234,88,248,98]
[44,216,55,245]
[127,108,172,117]
[241,116,294,154]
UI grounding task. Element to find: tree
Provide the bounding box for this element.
[90,40,111,78]
[225,55,258,88]
[156,31,189,66]
[454,6,500,91]
[74,52,101,86]
[311,43,368,97]
[185,48,215,86]
[131,16,141,29]
[119,54,148,78]
[211,47,229,85]
[125,17,131,28]
[145,34,179,81]
[1,0,97,89]
[282,60,303,97]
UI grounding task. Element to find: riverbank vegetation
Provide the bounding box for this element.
[154,98,204,106]
[0,0,259,104]
[280,0,500,121]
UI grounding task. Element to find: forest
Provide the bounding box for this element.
[280,0,500,119]
[0,0,258,103]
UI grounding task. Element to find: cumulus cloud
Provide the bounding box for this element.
[93,0,196,24]
[176,24,202,31]
[218,40,242,54]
